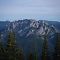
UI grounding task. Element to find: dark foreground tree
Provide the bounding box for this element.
[0,33,3,60]
[0,33,6,60]
[41,35,48,60]
[28,51,33,60]
[6,32,16,60]
[54,33,60,60]
[16,48,24,60]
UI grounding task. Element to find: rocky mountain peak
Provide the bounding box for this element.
[7,19,56,37]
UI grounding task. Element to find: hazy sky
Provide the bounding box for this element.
[0,0,60,21]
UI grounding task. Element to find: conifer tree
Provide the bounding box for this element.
[0,33,3,60]
[34,50,38,60]
[0,33,5,60]
[41,29,49,60]
[28,52,33,60]
[7,31,16,60]
[42,35,48,60]
[54,33,60,60]
[33,37,38,60]
[28,39,34,60]
[16,48,24,60]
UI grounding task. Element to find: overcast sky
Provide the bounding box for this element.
[0,0,60,21]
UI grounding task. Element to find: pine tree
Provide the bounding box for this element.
[41,35,48,60]
[28,36,38,60]
[28,52,33,60]
[41,29,49,60]
[7,32,16,60]
[28,38,34,60]
[33,37,38,60]
[16,48,24,60]
[54,32,60,60]
[0,33,3,60]
[34,50,38,60]
[0,33,5,60]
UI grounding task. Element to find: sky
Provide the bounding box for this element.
[0,0,60,21]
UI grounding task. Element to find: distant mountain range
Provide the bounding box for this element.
[0,19,60,57]
[0,19,60,32]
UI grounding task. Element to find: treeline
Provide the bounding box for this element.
[0,31,60,60]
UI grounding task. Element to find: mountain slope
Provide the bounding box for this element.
[0,19,60,57]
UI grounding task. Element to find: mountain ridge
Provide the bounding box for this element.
[0,19,60,57]
[0,19,60,37]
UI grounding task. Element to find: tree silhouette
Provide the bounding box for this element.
[0,33,5,60]
[28,52,33,60]
[41,35,48,60]
[16,48,24,60]
[41,24,57,60]
[34,50,38,60]
[33,36,38,60]
[54,33,60,60]
[6,32,16,60]
[41,27,49,60]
